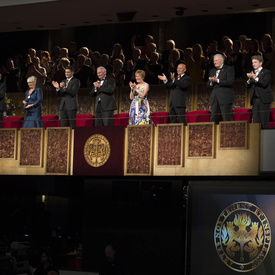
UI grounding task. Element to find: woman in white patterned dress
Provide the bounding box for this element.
[129,70,152,125]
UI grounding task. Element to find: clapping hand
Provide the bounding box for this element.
[157,73,167,82]
[93,81,101,91]
[209,76,218,83]
[170,72,175,81]
[52,81,60,89]
[246,71,256,80]
[129,81,136,90]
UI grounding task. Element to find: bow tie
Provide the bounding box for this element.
[216,67,222,70]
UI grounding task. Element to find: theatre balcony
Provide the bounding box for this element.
[0,82,275,176]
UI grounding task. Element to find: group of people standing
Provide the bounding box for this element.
[129,52,273,128]
[0,38,274,129]
[127,52,274,128]
[4,54,274,129]
[208,52,273,129]
[22,65,118,129]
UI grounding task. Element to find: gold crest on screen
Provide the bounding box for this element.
[83,134,111,167]
[214,201,271,272]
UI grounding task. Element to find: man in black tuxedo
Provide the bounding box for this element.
[52,66,80,129]
[0,74,6,128]
[208,53,235,123]
[158,62,191,125]
[91,66,117,126]
[247,55,274,128]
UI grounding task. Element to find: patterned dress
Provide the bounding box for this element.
[129,84,151,125]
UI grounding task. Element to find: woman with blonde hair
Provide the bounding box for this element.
[129,69,152,125]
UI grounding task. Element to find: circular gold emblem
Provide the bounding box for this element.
[83,134,111,167]
[214,201,271,272]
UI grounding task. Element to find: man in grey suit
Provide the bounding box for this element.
[158,62,191,125]
[247,55,274,128]
[91,66,117,126]
[52,66,80,128]
[208,53,235,123]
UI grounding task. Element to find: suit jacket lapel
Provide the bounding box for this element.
[258,69,263,78]
[219,67,224,76]
[102,77,108,86]
[67,77,74,87]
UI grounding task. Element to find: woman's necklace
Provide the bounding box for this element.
[28,89,33,99]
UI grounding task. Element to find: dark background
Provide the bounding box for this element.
[0,12,273,65]
[0,176,186,274]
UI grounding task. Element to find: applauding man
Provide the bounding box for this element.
[91,66,117,126]
[52,66,80,129]
[208,53,235,123]
[158,62,191,125]
[247,55,274,128]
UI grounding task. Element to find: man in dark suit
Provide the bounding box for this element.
[90,66,117,126]
[158,62,191,125]
[52,66,80,129]
[0,74,6,128]
[247,55,274,128]
[208,53,235,123]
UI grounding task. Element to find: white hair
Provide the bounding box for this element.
[27,76,37,83]
[97,66,106,73]
[214,53,225,61]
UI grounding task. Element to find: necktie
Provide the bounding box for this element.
[254,70,261,98]
[177,75,180,79]
[255,69,261,76]
[216,69,221,78]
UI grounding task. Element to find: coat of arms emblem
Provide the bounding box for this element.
[214,201,271,272]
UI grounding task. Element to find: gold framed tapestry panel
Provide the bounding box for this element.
[0,129,17,159]
[156,124,184,166]
[219,121,248,149]
[19,128,43,167]
[45,127,71,175]
[125,125,153,175]
[187,122,215,158]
